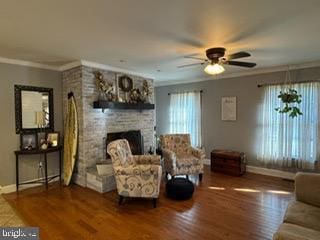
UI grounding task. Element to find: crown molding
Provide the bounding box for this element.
[59,60,82,71]
[60,60,154,79]
[0,56,154,79]
[155,60,320,87]
[1,55,320,85]
[0,56,61,71]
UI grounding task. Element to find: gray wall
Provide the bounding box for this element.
[0,63,62,186]
[155,66,320,169]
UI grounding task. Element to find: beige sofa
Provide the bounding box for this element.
[273,172,320,240]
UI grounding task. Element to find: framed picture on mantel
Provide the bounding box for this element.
[221,96,237,121]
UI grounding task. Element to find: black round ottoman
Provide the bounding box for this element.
[166,178,194,200]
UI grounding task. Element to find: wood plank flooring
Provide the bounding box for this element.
[3,166,294,240]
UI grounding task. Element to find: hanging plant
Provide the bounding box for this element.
[275,68,303,118]
[275,88,302,118]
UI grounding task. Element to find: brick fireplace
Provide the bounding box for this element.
[106,130,144,156]
[62,64,155,192]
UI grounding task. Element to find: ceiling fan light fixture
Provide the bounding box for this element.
[204,63,225,75]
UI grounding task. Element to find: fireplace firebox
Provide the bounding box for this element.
[106,130,144,158]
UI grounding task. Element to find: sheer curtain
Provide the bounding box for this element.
[169,92,202,147]
[257,82,320,169]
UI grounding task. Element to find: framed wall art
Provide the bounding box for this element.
[20,133,38,150]
[221,96,237,121]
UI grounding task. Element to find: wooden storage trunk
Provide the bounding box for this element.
[211,149,246,176]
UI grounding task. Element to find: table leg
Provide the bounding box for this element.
[44,153,48,189]
[16,155,19,192]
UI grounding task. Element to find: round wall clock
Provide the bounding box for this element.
[118,75,133,92]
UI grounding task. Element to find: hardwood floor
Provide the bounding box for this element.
[3,166,294,240]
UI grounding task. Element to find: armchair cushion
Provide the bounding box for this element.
[113,164,161,176]
[176,156,201,168]
[107,139,133,167]
[114,165,162,198]
[160,134,192,156]
[132,155,161,165]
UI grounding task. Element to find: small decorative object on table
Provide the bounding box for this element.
[40,139,48,150]
[46,132,60,148]
[211,149,246,176]
[20,133,38,150]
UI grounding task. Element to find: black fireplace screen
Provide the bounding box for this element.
[106,130,144,158]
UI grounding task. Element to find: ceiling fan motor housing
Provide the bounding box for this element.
[206,47,226,63]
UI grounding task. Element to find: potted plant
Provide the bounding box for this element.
[275,88,302,118]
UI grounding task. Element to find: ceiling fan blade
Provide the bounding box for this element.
[177,62,205,68]
[226,51,251,60]
[225,60,256,68]
[184,56,208,61]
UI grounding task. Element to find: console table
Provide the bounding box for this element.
[14,146,62,191]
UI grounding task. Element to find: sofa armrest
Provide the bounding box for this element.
[295,172,320,207]
[191,147,205,159]
[132,155,161,165]
[113,164,161,176]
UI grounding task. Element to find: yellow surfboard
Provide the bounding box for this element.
[63,92,78,186]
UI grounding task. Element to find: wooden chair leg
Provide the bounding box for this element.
[199,173,203,181]
[118,196,124,205]
[153,198,157,208]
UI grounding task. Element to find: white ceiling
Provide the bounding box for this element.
[1,0,320,84]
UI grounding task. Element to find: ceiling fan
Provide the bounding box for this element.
[178,47,257,75]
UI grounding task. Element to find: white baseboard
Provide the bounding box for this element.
[204,159,295,180]
[0,175,60,194]
[246,165,295,180]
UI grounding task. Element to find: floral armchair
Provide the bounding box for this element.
[107,139,162,207]
[160,134,205,181]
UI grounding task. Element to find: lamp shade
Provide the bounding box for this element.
[204,63,225,75]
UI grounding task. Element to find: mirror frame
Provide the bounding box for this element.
[14,85,54,134]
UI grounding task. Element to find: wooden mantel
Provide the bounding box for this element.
[93,100,155,112]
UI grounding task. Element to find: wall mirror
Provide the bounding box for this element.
[15,85,54,133]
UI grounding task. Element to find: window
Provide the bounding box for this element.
[257,82,320,169]
[169,92,202,147]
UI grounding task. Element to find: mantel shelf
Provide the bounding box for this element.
[93,100,155,111]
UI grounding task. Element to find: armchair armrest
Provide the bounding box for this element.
[191,147,205,159]
[132,155,161,165]
[162,149,176,169]
[113,164,161,176]
[295,172,320,207]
